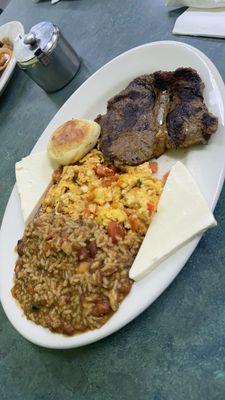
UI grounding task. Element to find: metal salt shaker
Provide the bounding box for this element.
[14,21,80,92]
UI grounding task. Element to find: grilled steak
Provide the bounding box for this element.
[96,75,164,165]
[154,68,218,149]
[96,68,218,165]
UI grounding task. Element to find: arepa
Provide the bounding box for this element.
[47,119,101,165]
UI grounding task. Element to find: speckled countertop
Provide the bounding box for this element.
[0,1,225,399]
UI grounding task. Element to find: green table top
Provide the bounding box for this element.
[1,1,225,399]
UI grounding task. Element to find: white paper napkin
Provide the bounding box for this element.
[166,0,225,8]
[33,0,61,4]
[173,7,225,37]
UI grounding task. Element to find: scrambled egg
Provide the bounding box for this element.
[43,150,163,234]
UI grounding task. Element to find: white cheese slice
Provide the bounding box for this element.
[15,151,58,223]
[129,161,217,281]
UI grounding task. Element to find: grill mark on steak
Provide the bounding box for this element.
[96,68,218,165]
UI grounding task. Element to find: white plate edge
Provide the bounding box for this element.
[0,40,225,348]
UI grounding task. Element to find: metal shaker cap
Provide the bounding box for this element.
[24,21,58,54]
[14,21,59,65]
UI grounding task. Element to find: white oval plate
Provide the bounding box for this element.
[0,21,24,95]
[0,41,225,349]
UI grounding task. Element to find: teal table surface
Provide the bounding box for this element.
[1,1,225,399]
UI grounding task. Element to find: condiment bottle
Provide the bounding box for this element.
[14,21,80,92]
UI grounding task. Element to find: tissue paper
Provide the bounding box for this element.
[165,0,225,8]
[173,7,225,37]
